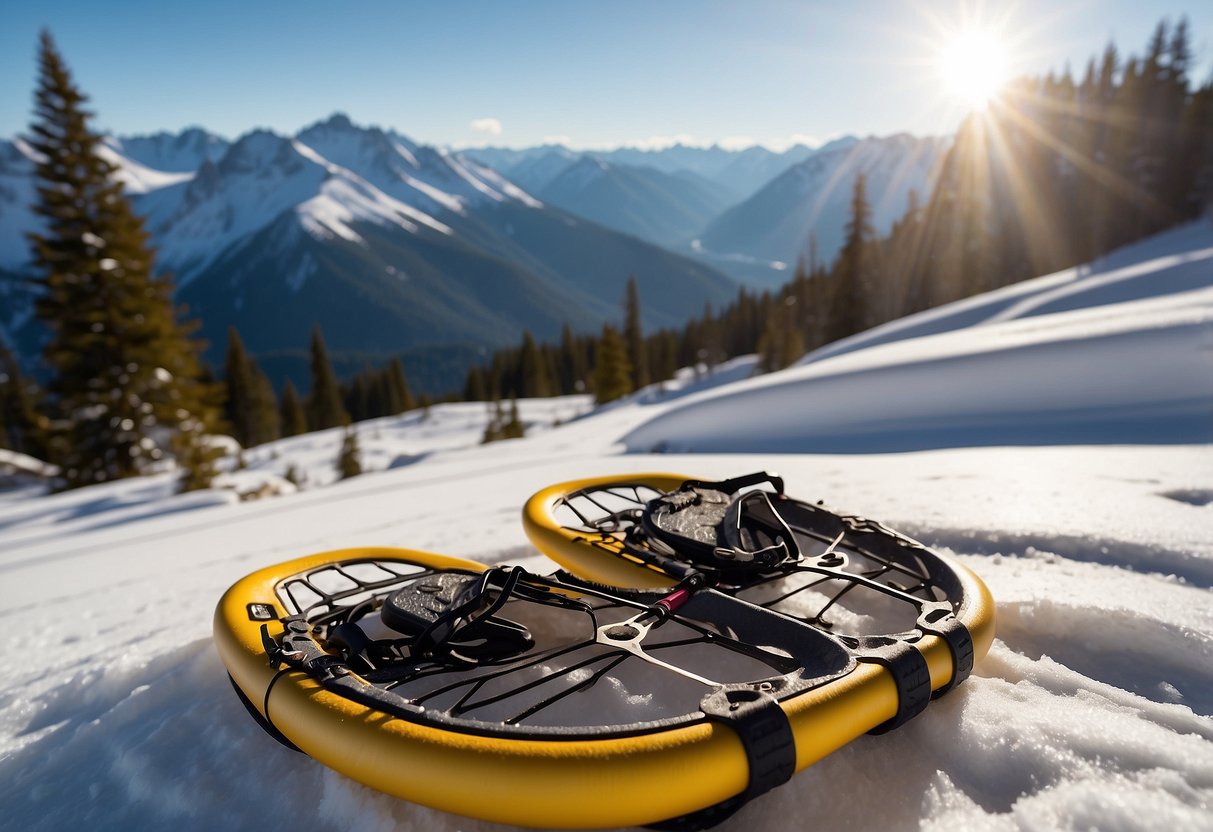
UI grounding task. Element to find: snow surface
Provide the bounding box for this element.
[0,225,1211,831]
[626,221,1213,454]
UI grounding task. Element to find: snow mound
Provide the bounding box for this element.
[624,222,1213,453]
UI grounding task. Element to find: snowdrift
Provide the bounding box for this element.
[624,221,1213,453]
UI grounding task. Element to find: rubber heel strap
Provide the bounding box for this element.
[918,603,975,697]
[649,682,796,831]
[856,638,931,734]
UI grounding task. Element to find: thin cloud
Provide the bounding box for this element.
[470,118,503,136]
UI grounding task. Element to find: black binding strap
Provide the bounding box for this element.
[918,604,975,698]
[227,672,301,752]
[643,473,797,572]
[650,681,796,831]
[856,638,931,734]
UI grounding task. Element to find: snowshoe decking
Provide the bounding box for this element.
[523,472,995,710]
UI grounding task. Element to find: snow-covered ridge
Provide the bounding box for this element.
[104,127,229,173]
[0,115,542,280]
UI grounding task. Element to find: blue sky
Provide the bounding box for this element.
[1,1,1209,149]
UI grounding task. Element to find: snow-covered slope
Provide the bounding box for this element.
[626,220,1213,453]
[0,223,1210,831]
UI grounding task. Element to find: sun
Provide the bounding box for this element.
[936,28,1009,110]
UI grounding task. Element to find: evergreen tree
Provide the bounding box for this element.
[337,426,362,479]
[387,358,415,413]
[623,276,650,391]
[756,301,806,373]
[222,328,279,447]
[307,325,348,430]
[0,342,47,458]
[26,32,218,490]
[594,325,632,405]
[827,173,875,342]
[250,365,280,444]
[481,399,504,444]
[279,380,307,437]
[517,331,553,398]
[464,365,488,402]
[558,323,590,394]
[505,397,525,439]
[648,329,680,384]
[222,328,257,446]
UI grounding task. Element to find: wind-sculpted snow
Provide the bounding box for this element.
[624,223,1213,454]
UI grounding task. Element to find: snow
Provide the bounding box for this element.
[624,221,1213,454]
[1,118,539,281]
[1,224,1211,830]
[95,143,193,194]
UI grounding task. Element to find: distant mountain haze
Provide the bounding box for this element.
[467,134,946,288]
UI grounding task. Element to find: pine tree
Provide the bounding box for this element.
[337,426,362,480]
[0,342,47,458]
[223,328,279,447]
[505,397,525,439]
[307,325,348,430]
[623,276,650,391]
[26,32,218,490]
[594,325,632,405]
[279,380,307,437]
[222,328,256,447]
[828,173,875,342]
[250,365,281,444]
[464,365,488,402]
[387,358,415,413]
[482,399,504,444]
[517,331,553,398]
[756,299,807,374]
[558,323,589,394]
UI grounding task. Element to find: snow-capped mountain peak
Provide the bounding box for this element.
[293,113,540,216]
[104,127,229,173]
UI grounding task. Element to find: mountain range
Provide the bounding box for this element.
[466,135,948,287]
[0,115,737,392]
[1,115,948,391]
